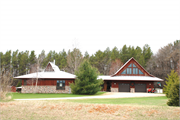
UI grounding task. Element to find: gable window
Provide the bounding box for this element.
[133,68,138,74]
[56,80,65,90]
[127,68,132,74]
[121,63,144,75]
[139,70,143,74]
[121,69,126,74]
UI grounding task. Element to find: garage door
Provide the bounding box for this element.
[135,84,146,92]
[119,83,130,92]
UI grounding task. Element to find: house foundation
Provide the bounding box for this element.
[22,85,71,93]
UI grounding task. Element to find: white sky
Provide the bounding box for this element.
[0,0,180,56]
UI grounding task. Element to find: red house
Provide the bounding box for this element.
[99,57,163,92]
[14,62,76,93]
[14,57,163,93]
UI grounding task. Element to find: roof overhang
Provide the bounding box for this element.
[14,71,76,80]
[98,76,163,82]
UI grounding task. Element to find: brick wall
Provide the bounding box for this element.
[22,85,71,93]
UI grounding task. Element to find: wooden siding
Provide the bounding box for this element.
[44,63,54,72]
[22,79,74,86]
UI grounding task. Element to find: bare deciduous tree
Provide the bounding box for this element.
[109,59,123,75]
[67,48,83,74]
[29,55,44,93]
[0,70,13,100]
[146,41,180,86]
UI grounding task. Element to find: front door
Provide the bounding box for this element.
[107,81,111,92]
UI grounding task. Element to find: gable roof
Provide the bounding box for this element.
[98,57,163,81]
[112,57,153,77]
[14,62,76,79]
[44,62,60,72]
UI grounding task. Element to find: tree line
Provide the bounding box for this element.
[1,40,179,87]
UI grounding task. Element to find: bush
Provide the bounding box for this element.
[167,82,179,106]
[70,60,103,95]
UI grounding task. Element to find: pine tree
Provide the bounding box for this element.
[70,60,103,95]
[111,47,119,61]
[3,50,11,72]
[163,70,179,98]
[84,51,90,60]
[119,45,129,63]
[167,81,179,106]
[29,50,36,65]
[143,44,153,67]
[12,50,19,77]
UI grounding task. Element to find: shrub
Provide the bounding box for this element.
[167,82,179,106]
[163,70,179,98]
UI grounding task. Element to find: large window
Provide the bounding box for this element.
[121,63,143,75]
[56,80,65,90]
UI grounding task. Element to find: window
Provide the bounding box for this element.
[24,80,27,85]
[56,80,65,90]
[133,64,136,67]
[133,68,138,74]
[127,68,131,74]
[139,70,143,74]
[121,63,144,75]
[121,69,126,74]
[128,64,132,67]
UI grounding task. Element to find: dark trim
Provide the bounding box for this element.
[103,79,163,81]
[15,78,75,80]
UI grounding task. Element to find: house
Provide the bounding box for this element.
[14,62,76,93]
[98,57,163,92]
[14,57,163,93]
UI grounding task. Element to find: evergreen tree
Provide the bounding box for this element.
[111,47,119,61]
[70,60,103,95]
[18,51,29,75]
[38,50,46,68]
[42,50,55,68]
[143,44,153,67]
[2,50,11,72]
[55,49,67,70]
[29,50,36,65]
[92,49,110,75]
[84,51,90,60]
[163,70,179,98]
[167,81,179,106]
[12,50,19,77]
[119,45,129,63]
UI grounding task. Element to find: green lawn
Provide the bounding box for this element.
[8,91,106,99]
[65,96,168,106]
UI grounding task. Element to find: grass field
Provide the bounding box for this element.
[64,96,168,106]
[1,96,180,120]
[7,91,106,99]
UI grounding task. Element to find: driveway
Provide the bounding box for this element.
[14,92,165,101]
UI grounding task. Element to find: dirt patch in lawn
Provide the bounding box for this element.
[0,101,180,120]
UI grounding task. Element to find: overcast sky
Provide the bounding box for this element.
[0,0,180,56]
